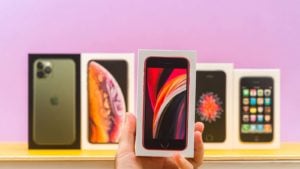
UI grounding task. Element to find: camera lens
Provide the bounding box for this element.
[37,71,44,78]
[44,66,52,74]
[37,62,44,69]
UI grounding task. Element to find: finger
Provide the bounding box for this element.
[173,153,193,169]
[117,113,136,154]
[193,130,204,166]
[194,122,204,133]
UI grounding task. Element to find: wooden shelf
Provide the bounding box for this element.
[204,143,300,161]
[0,143,299,161]
[0,143,116,161]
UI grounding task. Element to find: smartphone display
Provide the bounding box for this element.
[240,77,274,142]
[195,71,226,142]
[143,57,189,150]
[32,58,77,146]
[88,60,127,144]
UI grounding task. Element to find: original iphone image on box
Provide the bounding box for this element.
[143,57,189,150]
[88,60,127,144]
[240,77,274,142]
[195,71,226,142]
[28,54,80,149]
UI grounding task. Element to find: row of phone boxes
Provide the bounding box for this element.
[28,51,280,150]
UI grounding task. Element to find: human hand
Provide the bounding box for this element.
[115,113,204,169]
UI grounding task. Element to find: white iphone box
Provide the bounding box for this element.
[81,53,134,150]
[135,50,196,157]
[233,69,280,149]
[195,63,234,149]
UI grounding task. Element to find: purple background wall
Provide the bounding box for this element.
[0,0,299,142]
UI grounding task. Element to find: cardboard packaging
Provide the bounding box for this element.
[81,53,134,150]
[135,50,196,157]
[195,63,234,149]
[28,54,81,149]
[233,69,280,149]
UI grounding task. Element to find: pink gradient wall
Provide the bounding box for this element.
[0,0,299,142]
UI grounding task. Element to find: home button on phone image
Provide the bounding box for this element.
[205,134,214,142]
[160,141,170,149]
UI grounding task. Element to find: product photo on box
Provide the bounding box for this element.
[233,69,280,149]
[195,63,234,149]
[28,54,81,149]
[135,49,196,157]
[81,53,134,150]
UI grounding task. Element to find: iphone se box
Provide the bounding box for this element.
[135,50,196,157]
[233,69,280,149]
[28,54,81,149]
[195,63,233,149]
[81,53,134,150]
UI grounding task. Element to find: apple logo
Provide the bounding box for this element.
[50,96,59,106]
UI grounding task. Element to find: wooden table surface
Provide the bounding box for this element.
[0,143,299,161]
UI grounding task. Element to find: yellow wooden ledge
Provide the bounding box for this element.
[204,143,300,161]
[0,143,299,161]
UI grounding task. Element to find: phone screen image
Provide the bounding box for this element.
[195,71,226,142]
[88,60,127,144]
[143,57,189,150]
[240,77,274,142]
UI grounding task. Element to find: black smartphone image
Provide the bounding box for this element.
[143,57,189,150]
[240,77,274,142]
[88,60,128,144]
[195,71,226,142]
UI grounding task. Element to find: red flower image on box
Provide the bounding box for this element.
[197,92,223,123]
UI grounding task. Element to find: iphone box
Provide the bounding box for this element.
[195,63,234,149]
[233,69,280,149]
[28,54,81,149]
[135,50,196,157]
[81,53,134,150]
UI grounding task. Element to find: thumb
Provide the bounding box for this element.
[117,113,136,154]
[173,153,193,169]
